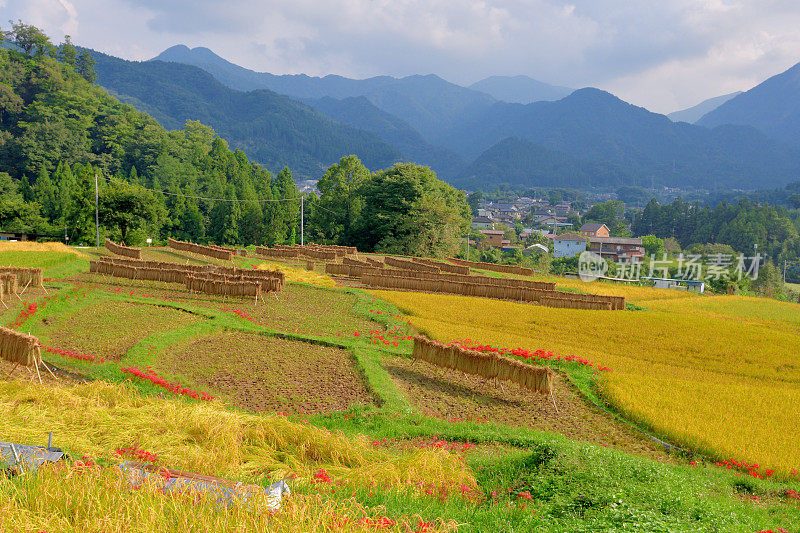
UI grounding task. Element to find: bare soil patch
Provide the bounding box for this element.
[384,356,673,462]
[162,332,375,414]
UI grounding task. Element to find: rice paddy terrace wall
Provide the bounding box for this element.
[412,336,553,394]
[104,239,142,260]
[167,238,233,261]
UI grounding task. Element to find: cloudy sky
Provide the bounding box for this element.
[5,0,800,113]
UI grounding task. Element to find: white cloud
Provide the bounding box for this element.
[4,0,800,112]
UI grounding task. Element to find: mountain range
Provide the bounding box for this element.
[667,92,742,123]
[697,61,800,146]
[90,45,800,191]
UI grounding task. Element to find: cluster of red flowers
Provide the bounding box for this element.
[41,345,105,364]
[367,328,413,348]
[758,528,789,533]
[452,339,611,372]
[313,469,333,483]
[120,365,214,401]
[331,515,434,531]
[367,308,401,318]
[219,307,265,326]
[10,301,45,328]
[785,489,799,500]
[713,459,775,479]
[115,445,158,463]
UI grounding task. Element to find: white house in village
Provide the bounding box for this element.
[553,233,587,258]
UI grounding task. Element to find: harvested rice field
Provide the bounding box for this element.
[160,332,375,413]
[70,275,376,339]
[36,300,203,362]
[383,355,671,462]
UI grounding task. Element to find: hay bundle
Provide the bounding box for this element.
[0,267,43,288]
[105,238,142,260]
[0,326,40,367]
[185,275,261,299]
[412,336,553,394]
[168,238,233,261]
[384,256,440,273]
[0,273,17,295]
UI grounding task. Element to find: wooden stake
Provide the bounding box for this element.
[34,362,42,384]
[550,390,559,414]
[5,361,20,377]
[19,279,31,296]
[40,360,58,381]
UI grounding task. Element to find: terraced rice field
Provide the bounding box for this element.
[383,355,670,461]
[372,288,800,476]
[161,332,375,413]
[36,300,203,363]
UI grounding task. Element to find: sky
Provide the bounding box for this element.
[5,0,800,113]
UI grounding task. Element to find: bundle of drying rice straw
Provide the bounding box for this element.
[0,326,40,367]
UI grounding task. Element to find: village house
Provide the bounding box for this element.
[553,233,587,258]
[471,216,495,230]
[478,229,506,249]
[588,236,644,262]
[579,222,610,238]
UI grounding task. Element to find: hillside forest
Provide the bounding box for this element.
[0,24,470,257]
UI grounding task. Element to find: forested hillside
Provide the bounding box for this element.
[91,51,402,177]
[455,137,633,189]
[305,96,466,178]
[0,25,299,246]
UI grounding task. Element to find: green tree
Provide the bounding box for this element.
[354,163,470,257]
[56,35,77,66]
[5,21,54,57]
[641,235,665,257]
[311,155,369,242]
[75,49,97,83]
[99,180,159,244]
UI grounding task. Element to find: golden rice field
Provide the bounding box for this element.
[371,286,800,476]
[257,261,336,288]
[0,241,87,256]
[0,380,466,531]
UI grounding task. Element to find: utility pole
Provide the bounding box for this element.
[94,173,100,247]
[300,195,304,246]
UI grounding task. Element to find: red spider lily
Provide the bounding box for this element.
[121,366,214,401]
[115,445,158,463]
[313,469,332,483]
[41,345,105,364]
[451,339,611,372]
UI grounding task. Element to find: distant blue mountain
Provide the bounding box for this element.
[92,50,403,177]
[151,45,800,191]
[152,45,495,146]
[469,75,574,104]
[697,62,800,145]
[667,92,742,123]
